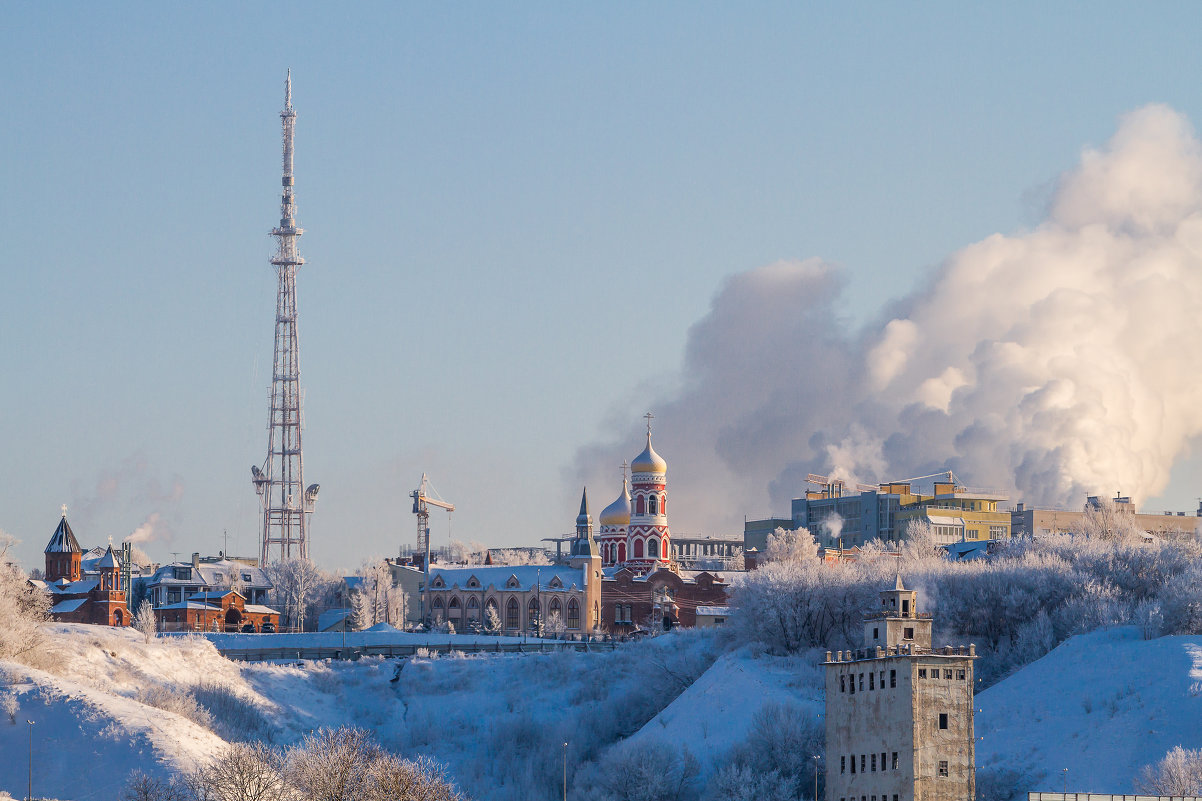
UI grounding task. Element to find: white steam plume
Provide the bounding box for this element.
[126,512,163,544]
[574,104,1202,533]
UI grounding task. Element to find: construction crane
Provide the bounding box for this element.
[411,473,453,627]
[411,473,454,563]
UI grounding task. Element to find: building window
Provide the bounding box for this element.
[649,495,658,515]
[904,627,914,640]
[944,669,953,679]
[918,669,926,679]
[929,671,939,681]
[648,538,660,559]
[939,713,948,729]
[871,754,876,772]
[957,669,966,680]
[869,672,875,690]
[891,753,898,770]
[841,675,846,693]
[938,761,948,777]
[634,540,644,559]
[467,597,480,619]
[841,756,846,775]
[890,669,896,688]
[506,598,520,630]
[636,496,645,515]
[567,598,580,629]
[850,754,856,774]
[860,755,865,774]
[881,752,886,771]
[873,627,879,640]
[849,674,855,695]
[858,673,864,692]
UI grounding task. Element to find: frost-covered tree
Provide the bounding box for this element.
[353,558,408,628]
[0,533,50,663]
[764,527,817,563]
[1071,498,1147,543]
[266,558,326,632]
[586,737,699,801]
[490,548,552,566]
[484,604,502,635]
[183,741,288,801]
[1137,746,1202,795]
[133,599,157,643]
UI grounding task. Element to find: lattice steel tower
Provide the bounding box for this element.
[252,70,319,565]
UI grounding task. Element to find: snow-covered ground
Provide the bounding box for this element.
[976,626,1202,793]
[624,648,825,779]
[0,624,717,801]
[6,622,1201,800]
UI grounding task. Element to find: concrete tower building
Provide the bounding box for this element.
[824,578,977,801]
[626,413,671,571]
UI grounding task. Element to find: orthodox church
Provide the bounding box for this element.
[593,416,729,631]
[596,415,673,572]
[33,510,129,626]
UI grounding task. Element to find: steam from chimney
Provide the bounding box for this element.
[574,104,1202,535]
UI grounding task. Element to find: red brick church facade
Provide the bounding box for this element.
[38,513,129,626]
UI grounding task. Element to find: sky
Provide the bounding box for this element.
[6,3,1202,570]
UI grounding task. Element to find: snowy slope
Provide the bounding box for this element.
[977,626,1202,793]
[625,648,825,778]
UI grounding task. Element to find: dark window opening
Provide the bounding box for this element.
[851,754,856,774]
[939,713,949,729]
[890,669,897,688]
[918,669,926,678]
[871,754,876,772]
[904,627,914,640]
[841,757,846,775]
[891,753,898,770]
[869,672,875,690]
[938,761,949,777]
[957,669,966,680]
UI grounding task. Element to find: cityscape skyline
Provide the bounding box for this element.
[6,4,1202,570]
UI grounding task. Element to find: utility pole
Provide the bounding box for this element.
[562,741,567,801]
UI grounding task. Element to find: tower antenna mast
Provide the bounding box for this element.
[252,70,319,566]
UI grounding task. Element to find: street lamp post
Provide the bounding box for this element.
[812,754,820,801]
[562,741,568,801]
[27,719,34,801]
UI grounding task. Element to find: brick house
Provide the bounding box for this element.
[601,565,729,633]
[155,588,279,633]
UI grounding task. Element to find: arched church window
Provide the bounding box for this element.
[567,598,580,629]
[433,597,443,610]
[634,540,644,559]
[636,496,645,515]
[468,596,480,619]
[648,538,659,559]
[506,598,520,630]
[618,543,626,562]
[550,597,561,615]
[649,495,658,515]
[660,495,666,515]
[529,597,540,618]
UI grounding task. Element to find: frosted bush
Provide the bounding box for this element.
[135,685,213,730]
[190,681,276,742]
[1137,746,1202,795]
[1,692,17,724]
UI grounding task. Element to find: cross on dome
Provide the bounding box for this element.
[644,411,654,436]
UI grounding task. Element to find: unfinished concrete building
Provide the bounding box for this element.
[824,577,977,801]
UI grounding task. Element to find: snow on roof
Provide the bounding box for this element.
[695,606,730,616]
[317,608,351,631]
[426,564,584,592]
[50,598,88,614]
[364,622,400,632]
[156,601,220,611]
[242,604,279,615]
[189,590,242,600]
[96,546,121,570]
[146,560,271,589]
[49,579,99,596]
[45,515,82,554]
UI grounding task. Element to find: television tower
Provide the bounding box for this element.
[252,70,319,565]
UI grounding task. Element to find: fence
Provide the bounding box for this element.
[215,639,617,662]
[1030,794,1202,801]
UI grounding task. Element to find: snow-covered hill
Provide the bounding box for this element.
[976,626,1202,793]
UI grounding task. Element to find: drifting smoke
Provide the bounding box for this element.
[125,512,163,544]
[574,104,1202,535]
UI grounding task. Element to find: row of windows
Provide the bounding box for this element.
[601,537,667,562]
[614,605,634,623]
[634,493,666,516]
[431,595,581,629]
[840,795,898,801]
[840,756,949,778]
[841,752,898,774]
[918,668,967,681]
[840,669,897,693]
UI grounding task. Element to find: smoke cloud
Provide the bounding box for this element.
[574,104,1202,534]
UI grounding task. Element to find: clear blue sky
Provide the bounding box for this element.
[4,2,1202,570]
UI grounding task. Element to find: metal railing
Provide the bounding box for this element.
[215,639,617,662]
